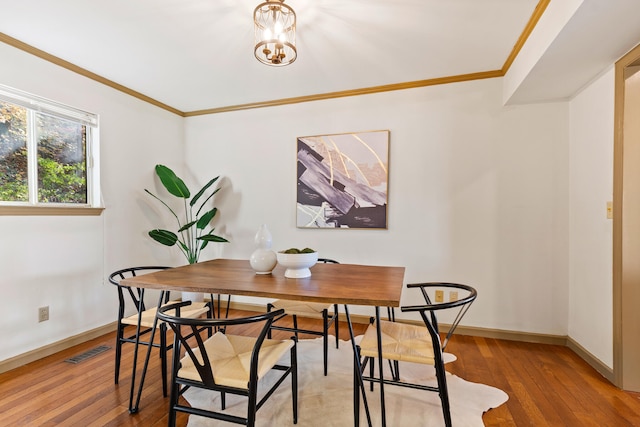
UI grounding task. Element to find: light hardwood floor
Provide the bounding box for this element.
[1,310,639,426]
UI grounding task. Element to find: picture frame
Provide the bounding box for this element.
[296,130,389,229]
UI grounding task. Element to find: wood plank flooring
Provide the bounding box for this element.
[1,309,639,426]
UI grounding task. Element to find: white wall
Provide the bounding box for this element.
[184,78,570,334]
[3,37,616,369]
[0,42,184,361]
[503,0,584,103]
[568,68,615,367]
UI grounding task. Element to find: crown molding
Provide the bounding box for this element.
[0,32,184,116]
[0,0,548,117]
[501,0,550,74]
[184,70,504,116]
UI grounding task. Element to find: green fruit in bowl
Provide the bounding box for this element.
[281,247,316,254]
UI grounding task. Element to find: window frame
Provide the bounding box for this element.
[0,84,102,215]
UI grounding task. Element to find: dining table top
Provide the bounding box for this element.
[121,258,406,307]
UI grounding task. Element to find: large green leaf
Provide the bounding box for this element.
[190,176,219,207]
[196,208,217,229]
[155,164,190,199]
[198,234,229,243]
[178,220,197,232]
[144,189,180,223]
[178,240,189,252]
[195,187,221,217]
[148,229,178,246]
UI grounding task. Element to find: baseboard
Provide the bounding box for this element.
[231,301,616,378]
[0,322,117,374]
[567,336,614,383]
[2,302,613,383]
[445,324,569,346]
[232,301,567,344]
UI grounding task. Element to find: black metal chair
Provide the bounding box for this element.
[157,301,298,427]
[109,266,211,409]
[267,258,340,376]
[355,282,477,427]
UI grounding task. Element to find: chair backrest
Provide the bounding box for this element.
[157,302,287,387]
[318,258,339,264]
[108,266,170,319]
[401,282,477,351]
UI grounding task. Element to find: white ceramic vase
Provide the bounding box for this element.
[249,224,277,274]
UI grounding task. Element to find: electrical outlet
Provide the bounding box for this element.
[38,306,49,322]
[435,290,444,303]
[449,291,459,302]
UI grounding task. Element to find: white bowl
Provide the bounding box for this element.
[276,251,319,278]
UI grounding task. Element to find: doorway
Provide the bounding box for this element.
[613,43,640,390]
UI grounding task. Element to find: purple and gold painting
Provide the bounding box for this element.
[296,130,389,229]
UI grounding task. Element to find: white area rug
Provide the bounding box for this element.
[184,337,508,426]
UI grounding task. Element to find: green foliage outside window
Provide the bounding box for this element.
[36,114,87,203]
[37,157,86,203]
[0,102,28,201]
[0,100,87,204]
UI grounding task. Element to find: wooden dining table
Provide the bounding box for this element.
[122,258,405,426]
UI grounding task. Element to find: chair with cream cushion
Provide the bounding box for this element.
[157,301,298,427]
[267,258,339,376]
[109,266,211,403]
[355,282,477,427]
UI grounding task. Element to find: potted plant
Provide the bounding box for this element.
[145,164,229,300]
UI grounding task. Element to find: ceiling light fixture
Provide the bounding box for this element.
[254,0,297,66]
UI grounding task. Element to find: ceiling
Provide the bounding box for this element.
[1,0,640,115]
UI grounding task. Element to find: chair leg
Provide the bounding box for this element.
[267,303,274,339]
[208,293,230,334]
[292,315,299,340]
[354,346,361,426]
[291,342,298,424]
[224,294,230,319]
[322,309,329,376]
[220,294,230,334]
[247,387,258,427]
[434,353,452,427]
[369,357,374,391]
[207,294,215,337]
[160,324,168,397]
[168,378,180,427]
[114,324,124,384]
[334,304,339,348]
[391,360,400,382]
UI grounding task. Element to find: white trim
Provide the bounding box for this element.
[0,83,98,128]
[0,83,102,208]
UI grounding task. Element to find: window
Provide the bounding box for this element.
[0,84,101,211]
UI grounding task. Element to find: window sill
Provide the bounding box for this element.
[0,206,105,216]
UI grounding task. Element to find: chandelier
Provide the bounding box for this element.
[254,0,297,66]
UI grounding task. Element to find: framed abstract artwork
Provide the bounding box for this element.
[296,130,389,229]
